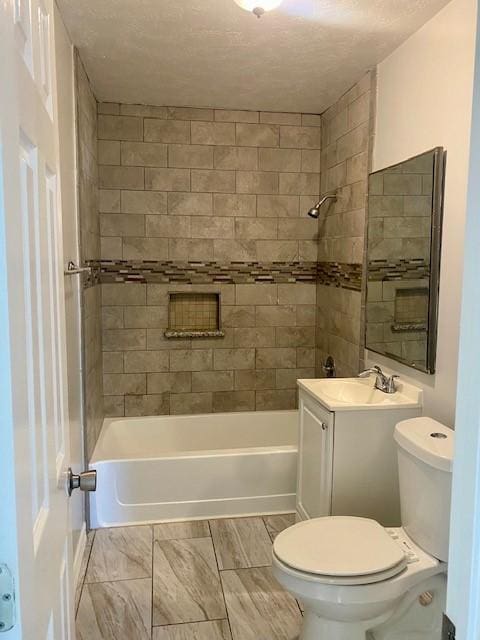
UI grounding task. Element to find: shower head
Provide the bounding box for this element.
[307,193,337,218]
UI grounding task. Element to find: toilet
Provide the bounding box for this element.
[272,417,454,640]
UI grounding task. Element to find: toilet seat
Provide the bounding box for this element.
[273,516,408,586]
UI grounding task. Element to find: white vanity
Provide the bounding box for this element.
[296,377,423,527]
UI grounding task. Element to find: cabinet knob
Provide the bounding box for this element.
[321,422,328,430]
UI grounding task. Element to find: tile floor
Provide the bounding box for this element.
[75,514,302,640]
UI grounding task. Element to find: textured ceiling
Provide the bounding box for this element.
[57,0,450,113]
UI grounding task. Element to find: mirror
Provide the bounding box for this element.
[365,148,445,374]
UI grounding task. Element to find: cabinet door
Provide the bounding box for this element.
[297,394,334,520]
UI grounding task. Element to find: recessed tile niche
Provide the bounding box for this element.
[165,292,224,338]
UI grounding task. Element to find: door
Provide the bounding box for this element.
[0,0,75,638]
[297,392,334,520]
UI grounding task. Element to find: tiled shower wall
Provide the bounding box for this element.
[316,72,376,377]
[96,103,322,416]
[75,54,103,457]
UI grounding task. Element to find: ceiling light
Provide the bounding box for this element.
[233,0,283,18]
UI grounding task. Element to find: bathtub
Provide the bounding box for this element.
[89,410,298,528]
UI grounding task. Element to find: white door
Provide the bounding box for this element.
[0,0,75,638]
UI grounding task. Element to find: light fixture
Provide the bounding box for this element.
[233,0,283,18]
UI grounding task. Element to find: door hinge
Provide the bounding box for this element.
[442,614,455,640]
[0,564,15,632]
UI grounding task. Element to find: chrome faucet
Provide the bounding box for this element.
[358,365,399,394]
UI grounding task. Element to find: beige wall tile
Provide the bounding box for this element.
[215,109,259,123]
[120,104,168,118]
[236,123,279,147]
[191,169,236,193]
[255,305,296,327]
[124,351,169,373]
[103,373,146,395]
[98,115,143,141]
[168,144,214,169]
[214,348,255,370]
[276,327,315,347]
[233,327,275,348]
[124,306,167,329]
[121,190,167,214]
[145,167,190,191]
[213,390,255,412]
[234,218,277,239]
[234,370,276,391]
[278,283,316,304]
[99,166,144,190]
[279,172,319,196]
[98,140,120,165]
[213,194,256,217]
[302,114,321,127]
[256,240,298,261]
[146,215,191,238]
[236,284,277,306]
[122,237,169,260]
[125,394,169,417]
[214,146,258,170]
[144,119,190,144]
[100,213,145,237]
[256,389,296,410]
[236,171,278,194]
[99,189,121,213]
[260,112,301,126]
[103,328,146,351]
[301,150,321,173]
[276,368,315,389]
[278,218,318,240]
[258,148,301,172]
[191,121,235,146]
[222,306,255,328]
[256,348,296,369]
[147,371,191,394]
[213,239,256,261]
[257,195,298,218]
[102,307,124,329]
[102,283,146,306]
[121,142,168,167]
[192,371,234,392]
[170,349,213,372]
[103,352,124,373]
[168,192,213,216]
[280,126,320,149]
[98,102,120,115]
[191,217,234,239]
[167,106,214,121]
[169,238,214,261]
[104,395,125,417]
[170,392,212,415]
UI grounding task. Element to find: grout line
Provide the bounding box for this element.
[209,519,234,639]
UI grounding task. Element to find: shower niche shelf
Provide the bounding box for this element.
[164,291,224,339]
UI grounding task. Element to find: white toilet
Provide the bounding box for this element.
[272,416,454,640]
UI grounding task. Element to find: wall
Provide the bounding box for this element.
[369,0,477,426]
[96,103,321,416]
[75,55,103,456]
[55,9,85,556]
[316,72,375,377]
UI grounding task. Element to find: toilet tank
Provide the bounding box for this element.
[394,417,454,562]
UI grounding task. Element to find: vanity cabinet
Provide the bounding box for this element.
[297,388,422,527]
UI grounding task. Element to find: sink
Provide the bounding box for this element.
[297,377,422,411]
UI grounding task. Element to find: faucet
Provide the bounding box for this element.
[358,365,399,394]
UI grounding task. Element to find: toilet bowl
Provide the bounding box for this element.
[273,518,446,639]
[273,417,454,639]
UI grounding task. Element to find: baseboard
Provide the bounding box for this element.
[73,522,87,589]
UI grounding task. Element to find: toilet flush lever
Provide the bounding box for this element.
[67,468,97,496]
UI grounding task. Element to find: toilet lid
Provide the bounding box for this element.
[273,517,406,580]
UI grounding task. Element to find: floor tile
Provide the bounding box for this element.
[153,536,226,625]
[86,525,152,583]
[154,520,210,541]
[263,513,296,541]
[153,620,232,639]
[209,517,272,569]
[76,578,151,640]
[75,530,95,612]
[221,567,302,640]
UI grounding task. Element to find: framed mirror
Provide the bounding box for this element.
[365,147,446,374]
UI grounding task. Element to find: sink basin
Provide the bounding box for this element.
[297,377,422,411]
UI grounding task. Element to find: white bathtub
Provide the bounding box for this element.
[89,410,298,528]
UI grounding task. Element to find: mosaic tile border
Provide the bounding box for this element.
[367,259,430,282]
[83,260,363,291]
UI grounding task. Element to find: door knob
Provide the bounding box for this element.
[67,468,97,496]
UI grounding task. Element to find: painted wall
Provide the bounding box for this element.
[368,0,477,426]
[54,8,85,560]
